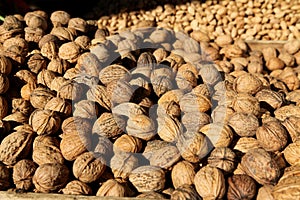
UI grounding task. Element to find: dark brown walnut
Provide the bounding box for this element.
[176,131,210,163]
[171,184,201,200]
[50,27,77,41]
[0,161,10,190]
[227,174,257,200]
[282,116,300,142]
[126,114,156,141]
[13,159,37,191]
[73,100,98,120]
[228,112,259,137]
[0,130,34,166]
[137,192,166,199]
[233,73,263,94]
[113,134,142,153]
[47,58,70,75]
[61,180,92,195]
[37,69,57,89]
[73,152,106,183]
[50,11,70,27]
[0,96,8,119]
[129,165,165,193]
[208,147,236,173]
[110,151,138,180]
[0,73,9,94]
[157,114,183,143]
[93,112,124,138]
[255,89,284,110]
[200,123,234,148]
[256,120,288,152]
[29,109,61,136]
[96,179,131,197]
[179,91,212,113]
[76,52,102,77]
[194,166,226,200]
[232,93,260,116]
[99,64,131,86]
[143,144,181,170]
[171,161,196,189]
[30,87,56,109]
[241,148,280,185]
[32,135,64,165]
[0,55,12,75]
[44,97,72,116]
[33,163,69,193]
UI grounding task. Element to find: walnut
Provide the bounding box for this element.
[30,87,56,109]
[0,161,10,190]
[0,55,12,75]
[255,89,284,110]
[29,109,61,136]
[0,96,8,119]
[44,97,72,116]
[61,116,92,135]
[256,120,288,152]
[32,135,64,165]
[73,152,106,183]
[0,73,9,94]
[241,148,280,185]
[137,192,166,199]
[57,80,84,101]
[233,137,261,153]
[113,134,142,153]
[24,27,44,43]
[61,180,92,195]
[87,85,111,111]
[262,47,277,62]
[282,116,300,142]
[50,27,77,41]
[76,52,102,77]
[50,11,70,27]
[68,18,88,33]
[3,111,28,124]
[179,92,212,113]
[283,39,300,55]
[96,179,131,197]
[274,104,300,121]
[37,69,57,88]
[13,159,37,191]
[110,151,138,180]
[47,58,70,75]
[170,184,201,200]
[99,64,131,86]
[228,112,259,137]
[157,114,183,143]
[171,161,196,189]
[232,93,260,116]
[233,73,263,94]
[283,140,300,166]
[257,185,275,200]
[3,37,28,64]
[227,174,257,200]
[126,114,156,141]
[33,163,69,193]
[151,75,174,97]
[176,69,198,91]
[94,136,113,157]
[24,11,48,30]
[207,147,236,173]
[194,166,226,200]
[75,35,91,50]
[129,165,165,193]
[0,130,34,166]
[41,41,59,60]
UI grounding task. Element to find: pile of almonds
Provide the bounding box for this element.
[96,0,300,41]
[0,6,299,200]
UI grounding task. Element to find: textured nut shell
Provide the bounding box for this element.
[0,74,9,94]
[13,159,37,191]
[232,93,260,116]
[208,147,236,173]
[126,114,156,141]
[129,165,165,192]
[233,137,261,153]
[194,166,226,200]
[171,161,196,189]
[29,109,61,136]
[137,192,166,199]
[274,105,300,121]
[179,92,212,113]
[114,134,142,153]
[110,152,138,180]
[228,112,259,137]
[30,87,55,109]
[99,64,131,85]
[255,89,284,110]
[58,42,81,63]
[73,152,106,183]
[87,85,111,111]
[0,131,34,166]
[61,180,92,195]
[171,184,201,200]
[257,185,275,200]
[157,114,183,143]
[93,112,124,138]
[96,179,128,197]
[283,140,300,165]
[33,163,69,193]
[73,100,98,119]
[241,148,280,185]
[233,73,262,94]
[44,97,72,116]
[32,135,64,165]
[0,96,8,119]
[37,69,57,88]
[227,174,257,200]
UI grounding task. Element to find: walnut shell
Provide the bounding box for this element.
[157,114,183,143]
[232,93,260,116]
[87,85,111,111]
[73,152,106,183]
[0,130,34,166]
[57,80,83,101]
[282,116,300,142]
[0,73,9,94]
[61,117,92,135]
[126,114,156,141]
[0,55,12,75]
[13,159,37,191]
[110,151,138,180]
[113,134,142,153]
[233,73,263,94]
[29,109,61,136]
[61,180,92,195]
[47,57,70,75]
[241,148,280,185]
[228,112,259,137]
[37,69,57,88]
[44,97,72,116]
[181,111,211,132]
[227,174,257,200]
[171,161,196,189]
[255,89,284,110]
[58,42,81,63]
[137,192,166,199]
[208,147,236,173]
[283,140,300,166]
[0,96,8,119]
[73,100,98,119]
[171,184,201,200]
[50,11,70,27]
[256,120,288,152]
[274,104,300,121]
[68,17,87,33]
[194,166,226,200]
[32,135,64,165]
[99,64,131,86]
[33,163,69,193]
[129,165,165,193]
[96,179,130,197]
[76,52,101,77]
[179,92,212,113]
[233,137,261,153]
[30,87,55,109]
[256,185,274,200]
